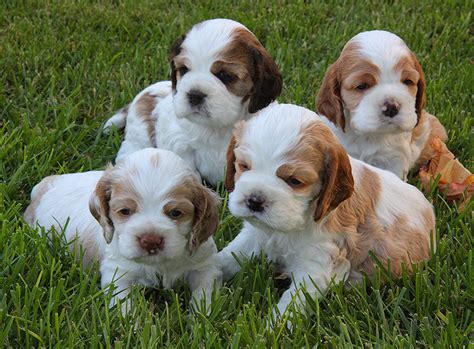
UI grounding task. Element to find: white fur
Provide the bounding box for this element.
[219,104,434,320]
[106,19,279,185]
[25,148,222,312]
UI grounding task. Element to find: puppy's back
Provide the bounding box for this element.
[25,171,106,264]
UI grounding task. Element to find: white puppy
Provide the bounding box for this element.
[25,148,222,311]
[104,18,282,185]
[219,104,435,320]
[316,30,447,180]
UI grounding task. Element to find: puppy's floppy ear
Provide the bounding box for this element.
[411,52,426,124]
[316,62,345,131]
[89,170,114,243]
[313,139,354,221]
[188,184,220,253]
[224,135,238,192]
[169,34,186,91]
[248,46,282,113]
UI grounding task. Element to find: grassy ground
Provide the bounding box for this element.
[1,0,473,347]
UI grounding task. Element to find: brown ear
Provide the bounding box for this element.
[313,141,354,221]
[248,46,282,113]
[169,34,186,91]
[188,185,220,253]
[411,52,426,124]
[224,135,238,192]
[89,171,114,243]
[316,62,345,131]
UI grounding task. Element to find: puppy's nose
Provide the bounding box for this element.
[187,90,207,106]
[246,194,266,212]
[138,233,164,254]
[382,100,400,117]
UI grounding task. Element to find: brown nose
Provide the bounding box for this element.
[138,233,164,254]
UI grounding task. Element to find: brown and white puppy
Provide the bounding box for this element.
[25,148,222,312]
[219,104,435,320]
[104,18,282,185]
[316,30,447,180]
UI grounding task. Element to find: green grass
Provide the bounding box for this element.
[1,0,473,347]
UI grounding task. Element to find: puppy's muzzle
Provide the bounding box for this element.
[187,90,207,107]
[138,233,164,255]
[246,194,266,212]
[382,100,400,118]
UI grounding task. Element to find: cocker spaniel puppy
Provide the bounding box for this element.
[25,148,222,312]
[316,30,447,180]
[219,104,435,320]
[104,18,282,185]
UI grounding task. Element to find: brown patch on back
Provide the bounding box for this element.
[413,111,448,167]
[316,41,380,131]
[328,166,434,277]
[135,93,158,147]
[24,175,60,225]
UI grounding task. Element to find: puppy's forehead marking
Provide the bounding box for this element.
[239,104,319,169]
[181,19,250,68]
[348,30,412,80]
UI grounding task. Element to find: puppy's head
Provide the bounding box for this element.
[89,148,219,263]
[170,18,282,128]
[225,104,354,233]
[316,30,425,134]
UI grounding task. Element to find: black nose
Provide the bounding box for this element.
[187,90,207,106]
[246,195,266,212]
[382,101,400,117]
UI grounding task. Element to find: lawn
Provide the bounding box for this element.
[1,0,472,347]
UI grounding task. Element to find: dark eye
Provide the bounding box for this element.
[237,162,249,172]
[168,209,183,219]
[178,66,189,76]
[403,79,414,86]
[215,70,236,84]
[355,83,369,91]
[286,177,303,188]
[118,208,132,217]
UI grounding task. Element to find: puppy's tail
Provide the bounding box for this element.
[103,104,129,134]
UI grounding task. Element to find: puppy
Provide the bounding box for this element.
[104,18,282,185]
[24,148,222,311]
[316,30,447,180]
[219,104,435,320]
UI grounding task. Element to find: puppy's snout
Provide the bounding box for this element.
[187,90,207,106]
[382,100,400,117]
[246,194,266,212]
[138,233,164,254]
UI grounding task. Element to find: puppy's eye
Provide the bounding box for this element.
[215,70,236,84]
[178,66,189,76]
[118,208,132,217]
[355,83,369,91]
[403,79,414,86]
[286,176,304,188]
[168,209,183,219]
[237,162,250,172]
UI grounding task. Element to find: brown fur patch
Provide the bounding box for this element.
[24,175,60,224]
[413,111,448,166]
[220,27,282,113]
[135,93,158,147]
[328,166,434,277]
[317,42,380,131]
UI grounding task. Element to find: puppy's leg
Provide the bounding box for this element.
[218,223,264,281]
[100,260,133,314]
[274,257,351,324]
[187,264,223,314]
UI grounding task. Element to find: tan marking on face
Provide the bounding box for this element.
[109,197,139,223]
[327,165,433,277]
[215,28,262,100]
[135,93,158,147]
[164,180,197,223]
[395,55,420,98]
[338,42,381,114]
[24,175,60,224]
